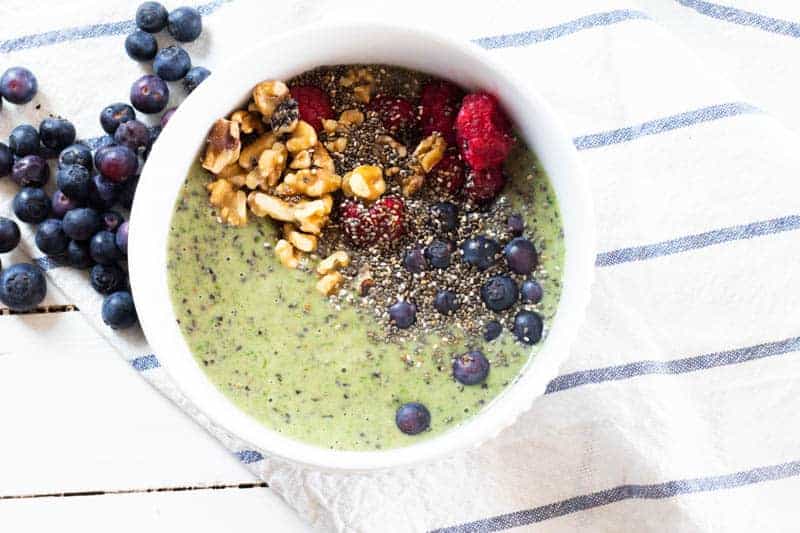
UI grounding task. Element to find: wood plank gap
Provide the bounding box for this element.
[0,482,269,501]
[0,304,79,315]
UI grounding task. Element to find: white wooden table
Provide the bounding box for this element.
[0,245,311,531]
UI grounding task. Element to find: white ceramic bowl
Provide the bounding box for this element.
[130,22,595,472]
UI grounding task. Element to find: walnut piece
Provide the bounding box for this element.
[277,169,341,197]
[400,174,424,197]
[252,80,289,119]
[316,271,344,296]
[316,251,350,275]
[275,239,300,269]
[413,133,446,172]
[245,141,287,190]
[340,68,375,103]
[286,121,317,153]
[342,165,385,202]
[207,179,247,227]
[339,109,364,126]
[247,193,332,235]
[230,110,264,135]
[325,137,347,153]
[239,133,277,169]
[377,135,407,158]
[283,224,318,252]
[202,119,241,174]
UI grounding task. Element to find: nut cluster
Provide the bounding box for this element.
[202,75,445,295]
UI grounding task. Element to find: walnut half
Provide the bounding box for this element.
[202,119,241,174]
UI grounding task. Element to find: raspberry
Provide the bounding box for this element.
[465,167,506,203]
[290,85,333,131]
[420,81,462,145]
[456,92,515,170]
[367,96,417,136]
[371,195,405,242]
[340,199,373,247]
[429,151,466,194]
[340,195,405,247]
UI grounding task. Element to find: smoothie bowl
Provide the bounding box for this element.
[130,24,595,471]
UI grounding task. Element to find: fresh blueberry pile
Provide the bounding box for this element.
[0,3,210,329]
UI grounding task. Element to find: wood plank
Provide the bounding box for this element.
[0,486,310,533]
[0,312,266,495]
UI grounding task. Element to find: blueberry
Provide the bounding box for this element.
[167,6,202,42]
[0,143,12,177]
[58,143,93,170]
[143,126,161,160]
[11,155,49,187]
[125,30,158,62]
[452,349,490,385]
[102,291,138,329]
[56,164,92,202]
[100,103,136,134]
[153,46,191,81]
[90,231,122,265]
[88,173,121,210]
[114,119,150,151]
[51,190,81,219]
[480,275,518,312]
[94,135,117,151]
[116,221,129,255]
[388,300,416,329]
[130,75,169,114]
[430,201,458,232]
[0,263,46,311]
[402,247,427,273]
[13,187,50,223]
[0,67,38,104]
[62,208,101,241]
[160,107,176,128]
[39,118,76,151]
[95,145,138,183]
[520,279,543,304]
[461,235,500,271]
[433,290,459,315]
[101,211,124,233]
[66,240,93,269]
[513,311,543,345]
[425,239,453,269]
[90,263,127,295]
[9,124,40,156]
[507,214,524,236]
[35,219,69,256]
[0,217,21,253]
[118,175,139,209]
[183,66,210,93]
[504,237,538,275]
[136,1,168,32]
[483,320,502,341]
[395,402,430,435]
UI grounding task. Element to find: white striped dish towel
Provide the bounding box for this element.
[2,0,800,531]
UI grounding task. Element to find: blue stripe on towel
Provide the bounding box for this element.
[596,215,800,266]
[573,102,761,150]
[432,460,800,532]
[236,450,264,464]
[0,0,231,54]
[546,336,800,394]
[130,354,160,371]
[473,9,650,49]
[676,0,800,39]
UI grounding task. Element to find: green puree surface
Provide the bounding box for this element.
[167,145,565,451]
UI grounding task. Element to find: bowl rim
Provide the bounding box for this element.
[130,21,596,472]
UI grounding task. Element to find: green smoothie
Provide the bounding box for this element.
[167,145,564,450]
